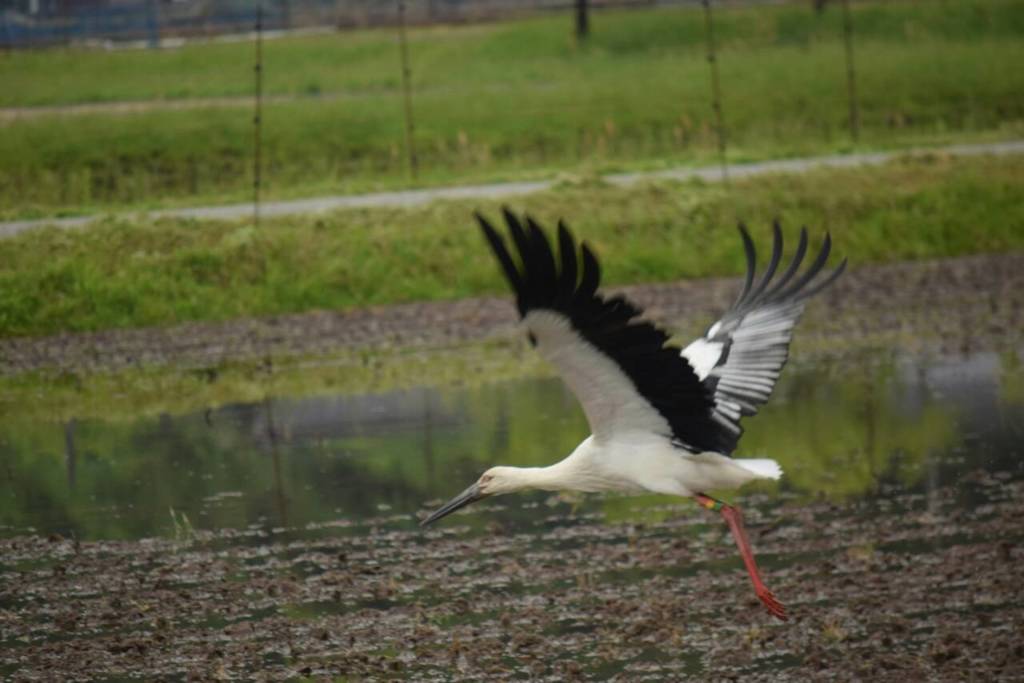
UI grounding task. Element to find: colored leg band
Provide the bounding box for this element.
[698,495,725,512]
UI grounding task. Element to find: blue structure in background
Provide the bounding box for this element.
[0,0,653,48]
[0,1,287,48]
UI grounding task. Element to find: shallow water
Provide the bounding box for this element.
[2,348,1021,542]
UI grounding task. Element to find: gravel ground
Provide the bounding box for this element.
[2,251,1023,378]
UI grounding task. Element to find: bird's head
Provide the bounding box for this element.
[419,466,527,527]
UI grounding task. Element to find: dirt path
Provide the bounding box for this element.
[2,251,1022,377]
[2,139,1022,238]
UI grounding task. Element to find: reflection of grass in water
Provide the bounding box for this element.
[0,337,1012,545]
[742,357,957,501]
[0,346,973,530]
[997,350,1024,407]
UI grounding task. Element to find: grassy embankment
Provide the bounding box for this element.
[0,0,1023,219]
[1,152,1022,341]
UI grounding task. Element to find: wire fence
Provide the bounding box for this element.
[1,0,1013,224]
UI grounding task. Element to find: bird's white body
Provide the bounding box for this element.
[486,435,781,498]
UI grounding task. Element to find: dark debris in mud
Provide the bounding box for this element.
[2,477,1022,681]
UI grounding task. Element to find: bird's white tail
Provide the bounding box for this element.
[735,459,783,480]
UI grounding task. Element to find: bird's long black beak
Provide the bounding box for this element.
[420,482,487,527]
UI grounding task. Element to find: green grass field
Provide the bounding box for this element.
[2,152,1022,339]
[4,0,1023,106]
[1,0,1023,220]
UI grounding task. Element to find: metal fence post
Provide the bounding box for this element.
[1,10,11,52]
[840,0,860,142]
[281,0,292,30]
[701,0,728,182]
[397,0,419,179]
[145,0,160,48]
[253,3,264,227]
[575,0,589,40]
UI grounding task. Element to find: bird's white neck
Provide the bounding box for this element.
[499,461,578,492]
[487,440,614,494]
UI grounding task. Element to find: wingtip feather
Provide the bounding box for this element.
[733,222,757,308]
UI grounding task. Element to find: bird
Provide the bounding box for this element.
[420,208,846,621]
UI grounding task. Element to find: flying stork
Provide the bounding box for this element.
[421,208,846,621]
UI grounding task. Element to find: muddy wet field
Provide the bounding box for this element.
[2,475,1022,681]
[2,252,1024,680]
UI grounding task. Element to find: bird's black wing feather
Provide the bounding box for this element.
[477,209,734,454]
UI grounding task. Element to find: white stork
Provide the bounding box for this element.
[421,208,846,621]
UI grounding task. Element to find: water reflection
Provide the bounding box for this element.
[0,350,1021,541]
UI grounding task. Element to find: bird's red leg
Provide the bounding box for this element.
[695,493,788,621]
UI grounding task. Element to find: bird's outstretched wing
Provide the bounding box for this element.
[681,222,846,453]
[478,209,733,453]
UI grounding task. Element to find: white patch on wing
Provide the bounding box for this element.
[689,301,806,432]
[680,337,724,380]
[524,310,671,439]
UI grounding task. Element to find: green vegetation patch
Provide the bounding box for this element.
[1,0,1023,219]
[1,152,1022,340]
[3,0,1023,107]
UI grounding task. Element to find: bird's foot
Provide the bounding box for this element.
[755,585,788,621]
